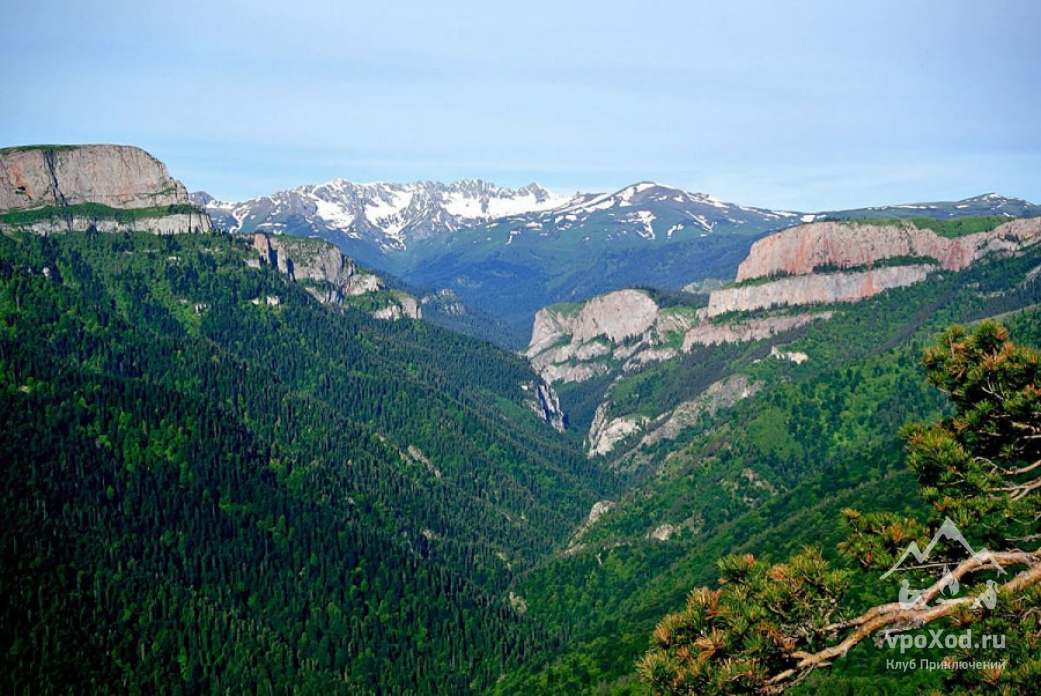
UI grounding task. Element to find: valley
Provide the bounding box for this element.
[2,145,1039,694]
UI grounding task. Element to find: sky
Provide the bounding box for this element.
[3,0,1040,211]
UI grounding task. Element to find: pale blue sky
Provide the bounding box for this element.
[4,0,1039,210]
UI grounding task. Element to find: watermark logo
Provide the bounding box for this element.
[877,518,1007,668]
[880,518,1005,609]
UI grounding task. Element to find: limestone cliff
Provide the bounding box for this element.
[527,214,1041,461]
[586,374,760,460]
[527,289,659,357]
[736,218,1041,281]
[681,312,831,348]
[525,288,825,384]
[0,145,190,210]
[0,144,211,234]
[249,232,420,319]
[703,217,1041,316]
[706,266,933,316]
[523,381,567,432]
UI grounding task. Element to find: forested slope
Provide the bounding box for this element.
[496,242,1041,694]
[0,230,616,693]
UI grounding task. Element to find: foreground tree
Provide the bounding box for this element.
[638,321,1041,694]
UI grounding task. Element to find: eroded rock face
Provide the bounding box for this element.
[0,145,212,235]
[528,289,659,355]
[250,232,420,319]
[253,232,355,286]
[706,266,933,316]
[587,403,649,458]
[682,312,831,348]
[596,374,761,461]
[525,286,830,385]
[527,289,662,383]
[735,218,1041,281]
[0,145,192,210]
[703,218,1041,317]
[17,212,210,236]
[371,294,422,320]
[524,381,567,432]
[636,375,759,451]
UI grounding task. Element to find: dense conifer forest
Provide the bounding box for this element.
[0,230,617,693]
[2,225,1039,694]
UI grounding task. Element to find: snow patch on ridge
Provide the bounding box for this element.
[313,199,354,228]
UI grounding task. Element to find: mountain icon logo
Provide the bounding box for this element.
[881,518,1005,610]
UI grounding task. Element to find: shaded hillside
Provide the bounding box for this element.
[0,230,617,693]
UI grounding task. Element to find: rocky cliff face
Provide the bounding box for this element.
[523,381,567,432]
[681,312,831,347]
[526,290,662,384]
[249,232,420,319]
[527,289,659,356]
[527,213,1041,459]
[587,374,761,460]
[707,266,934,316]
[703,217,1041,316]
[0,145,211,234]
[253,232,355,287]
[0,145,192,210]
[14,212,211,236]
[735,218,1041,281]
[525,288,826,385]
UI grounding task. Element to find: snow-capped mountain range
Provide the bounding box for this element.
[195,181,1041,256]
[192,179,811,333]
[504,181,804,242]
[194,179,573,253]
[192,179,805,256]
[193,180,1041,336]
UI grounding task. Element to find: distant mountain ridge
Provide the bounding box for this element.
[193,180,809,332]
[196,178,1041,255]
[194,180,1040,334]
[194,179,570,253]
[194,179,806,260]
[823,192,1041,221]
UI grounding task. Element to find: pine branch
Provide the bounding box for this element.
[769,553,1041,690]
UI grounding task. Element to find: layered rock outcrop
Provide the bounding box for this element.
[528,213,1041,460]
[0,144,211,234]
[526,289,664,384]
[371,293,422,320]
[735,218,1041,281]
[528,289,659,357]
[682,312,831,348]
[706,266,933,316]
[0,145,191,210]
[588,374,760,459]
[249,232,420,319]
[526,288,827,385]
[587,405,649,458]
[252,232,360,288]
[702,217,1041,316]
[13,212,210,236]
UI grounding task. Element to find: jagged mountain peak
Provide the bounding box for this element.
[198,177,575,250]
